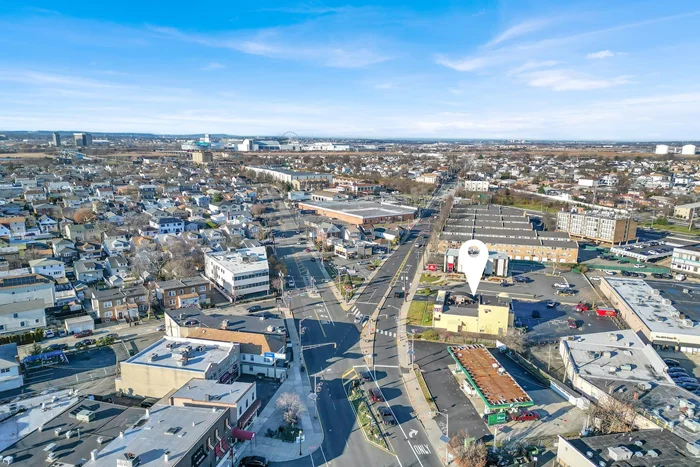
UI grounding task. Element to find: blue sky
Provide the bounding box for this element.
[1,0,700,140]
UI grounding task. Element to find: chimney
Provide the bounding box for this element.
[91,449,98,461]
[145,409,150,418]
[119,431,124,438]
[164,451,170,462]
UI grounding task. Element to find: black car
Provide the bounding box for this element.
[240,456,269,467]
[664,358,681,367]
[513,276,532,283]
[247,305,262,313]
[393,291,403,298]
[45,343,68,352]
[377,406,396,425]
[621,270,631,277]
[652,273,664,279]
[360,371,373,382]
[531,310,541,319]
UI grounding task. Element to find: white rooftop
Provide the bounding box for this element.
[604,278,699,337]
[170,379,254,405]
[206,247,269,274]
[89,405,224,466]
[561,329,671,385]
[0,389,79,452]
[125,337,237,374]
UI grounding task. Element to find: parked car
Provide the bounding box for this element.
[633,263,645,269]
[510,410,540,422]
[184,319,199,326]
[552,282,569,289]
[617,259,630,264]
[58,330,67,337]
[664,358,681,367]
[680,382,700,391]
[73,330,93,338]
[140,397,159,408]
[574,302,590,312]
[287,279,296,288]
[240,456,269,467]
[568,318,578,329]
[513,276,532,283]
[304,248,311,253]
[361,315,369,327]
[44,329,55,339]
[651,273,664,279]
[105,333,119,340]
[667,367,687,374]
[377,406,396,425]
[557,288,576,297]
[156,324,165,332]
[604,270,616,276]
[360,371,373,382]
[393,291,403,299]
[353,315,362,324]
[45,343,68,352]
[247,305,262,313]
[621,270,631,277]
[590,276,601,281]
[637,273,647,278]
[75,339,94,348]
[367,388,383,402]
[310,257,316,262]
[546,301,557,308]
[531,310,541,319]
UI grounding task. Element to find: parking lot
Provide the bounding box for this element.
[512,300,620,341]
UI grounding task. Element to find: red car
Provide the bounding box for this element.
[574,302,590,312]
[304,248,311,253]
[73,330,93,338]
[367,388,384,403]
[510,410,540,422]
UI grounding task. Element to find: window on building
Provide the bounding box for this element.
[103,301,112,308]
[0,368,10,374]
[12,313,18,318]
[20,322,25,327]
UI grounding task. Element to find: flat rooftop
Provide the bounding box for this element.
[604,278,700,337]
[90,405,225,467]
[561,329,671,385]
[299,200,416,219]
[449,345,532,408]
[125,337,236,373]
[566,429,700,467]
[0,399,145,467]
[206,247,268,274]
[165,307,286,335]
[170,379,254,405]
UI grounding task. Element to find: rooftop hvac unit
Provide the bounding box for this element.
[76,409,95,423]
[687,441,700,457]
[176,356,188,367]
[149,353,157,362]
[646,449,659,457]
[608,367,619,374]
[220,319,229,329]
[603,351,612,358]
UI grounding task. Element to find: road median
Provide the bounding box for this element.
[342,370,392,454]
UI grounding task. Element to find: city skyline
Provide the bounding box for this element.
[1,1,700,139]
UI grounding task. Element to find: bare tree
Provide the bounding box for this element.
[251,204,267,217]
[276,392,302,426]
[124,213,150,233]
[74,208,96,224]
[589,394,638,434]
[500,328,526,354]
[449,430,487,467]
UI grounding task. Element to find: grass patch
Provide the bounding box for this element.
[420,273,441,283]
[644,223,700,236]
[347,385,388,451]
[407,300,433,326]
[510,202,559,214]
[414,368,438,413]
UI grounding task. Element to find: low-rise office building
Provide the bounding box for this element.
[556,209,637,245]
[297,200,416,226]
[204,247,269,300]
[115,336,241,398]
[671,244,700,277]
[433,294,514,336]
[599,278,700,353]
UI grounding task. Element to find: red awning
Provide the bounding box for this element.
[232,427,256,441]
[237,399,262,428]
[220,439,229,452]
[215,446,223,458]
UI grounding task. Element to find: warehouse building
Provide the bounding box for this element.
[438,205,578,263]
[599,278,700,353]
[247,166,332,190]
[297,200,416,226]
[556,209,637,245]
[433,293,514,336]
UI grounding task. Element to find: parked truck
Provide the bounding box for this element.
[595,307,617,317]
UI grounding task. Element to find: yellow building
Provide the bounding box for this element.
[433,294,513,336]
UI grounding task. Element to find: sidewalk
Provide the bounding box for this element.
[397,255,449,465]
[244,310,324,462]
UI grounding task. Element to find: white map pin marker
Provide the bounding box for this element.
[457,239,489,295]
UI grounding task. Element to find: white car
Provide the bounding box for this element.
[590,276,601,281]
[633,264,645,269]
[604,270,616,276]
[553,282,569,289]
[287,279,296,288]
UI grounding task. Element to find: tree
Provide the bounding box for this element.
[276,392,303,426]
[500,328,526,354]
[124,213,150,232]
[655,216,669,225]
[449,430,487,467]
[251,204,267,217]
[74,208,96,224]
[29,342,43,356]
[589,394,638,434]
[421,329,439,341]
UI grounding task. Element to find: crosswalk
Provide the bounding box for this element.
[349,308,396,336]
[376,329,397,337]
[350,306,363,319]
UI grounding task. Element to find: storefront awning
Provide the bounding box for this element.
[653,340,679,347]
[237,399,261,428]
[232,427,256,441]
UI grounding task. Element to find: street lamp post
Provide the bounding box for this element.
[298,429,303,456]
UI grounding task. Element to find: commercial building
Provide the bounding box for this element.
[52,131,61,147]
[673,201,700,221]
[599,278,700,353]
[204,247,269,300]
[448,345,532,413]
[556,209,637,245]
[461,179,490,192]
[415,173,441,184]
[438,205,578,263]
[88,405,233,467]
[247,166,332,188]
[671,244,700,277]
[168,379,260,429]
[433,294,514,336]
[191,150,213,164]
[164,307,288,379]
[297,200,416,226]
[115,336,241,398]
[0,399,146,467]
[73,132,92,147]
[0,343,22,392]
[444,247,509,276]
[557,430,700,467]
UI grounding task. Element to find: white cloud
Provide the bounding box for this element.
[522,69,631,91]
[202,62,225,71]
[586,50,615,59]
[487,19,551,47]
[508,60,560,75]
[435,55,490,71]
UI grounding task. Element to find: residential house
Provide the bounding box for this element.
[64,223,100,242]
[37,215,58,233]
[104,212,125,225]
[105,255,130,277]
[164,206,188,220]
[23,189,46,203]
[0,217,26,236]
[28,258,66,279]
[51,239,78,262]
[89,284,148,321]
[149,217,184,234]
[0,299,47,335]
[74,259,104,283]
[155,276,214,310]
[75,240,101,259]
[103,236,131,256]
[0,343,23,392]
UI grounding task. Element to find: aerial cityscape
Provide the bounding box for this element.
[1,1,700,467]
